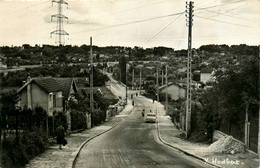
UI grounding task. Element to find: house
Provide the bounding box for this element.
[178,78,201,90]
[200,68,214,84]
[159,82,185,100]
[17,77,77,116]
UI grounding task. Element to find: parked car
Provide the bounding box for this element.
[146,113,157,123]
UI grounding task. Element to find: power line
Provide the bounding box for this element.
[143,13,184,44]
[201,9,258,23]
[111,0,170,15]
[195,15,249,27]
[72,11,185,34]
[196,0,245,11]
[69,0,170,25]
[11,1,49,14]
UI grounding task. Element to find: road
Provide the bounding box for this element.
[74,95,209,168]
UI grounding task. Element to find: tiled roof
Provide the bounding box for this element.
[18,77,77,100]
[34,78,62,93]
[200,68,213,73]
[54,78,75,100]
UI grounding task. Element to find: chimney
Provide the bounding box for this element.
[27,73,32,109]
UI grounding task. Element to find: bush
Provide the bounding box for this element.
[71,110,87,130]
[48,111,68,137]
[21,128,48,157]
[91,109,106,126]
[1,128,48,167]
[2,136,29,167]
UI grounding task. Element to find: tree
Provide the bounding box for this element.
[119,55,127,84]
[188,52,259,142]
[153,47,166,57]
[0,91,20,141]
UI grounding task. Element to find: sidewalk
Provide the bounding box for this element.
[25,104,133,168]
[153,100,259,168]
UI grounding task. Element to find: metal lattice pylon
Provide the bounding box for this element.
[50,0,69,45]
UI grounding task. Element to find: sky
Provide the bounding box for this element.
[0,0,259,49]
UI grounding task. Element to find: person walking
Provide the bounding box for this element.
[56,124,66,150]
[142,109,145,117]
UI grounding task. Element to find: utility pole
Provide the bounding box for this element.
[126,65,128,104]
[162,70,164,86]
[90,37,94,116]
[185,1,194,139]
[166,65,168,114]
[156,68,159,102]
[258,45,260,159]
[132,69,134,90]
[50,0,69,45]
[139,68,142,95]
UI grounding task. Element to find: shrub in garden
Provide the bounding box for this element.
[71,110,87,130]
[1,128,48,167]
[48,111,68,137]
[91,109,106,126]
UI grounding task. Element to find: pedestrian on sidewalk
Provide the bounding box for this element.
[56,124,66,150]
[142,109,145,117]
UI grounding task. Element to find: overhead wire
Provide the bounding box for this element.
[10,1,49,14]
[71,11,185,34]
[198,8,257,23]
[111,0,170,15]
[69,0,170,25]
[143,13,184,45]
[195,0,245,11]
[195,15,250,27]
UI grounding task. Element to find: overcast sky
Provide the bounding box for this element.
[0,0,259,49]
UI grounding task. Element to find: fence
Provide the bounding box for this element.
[220,117,259,154]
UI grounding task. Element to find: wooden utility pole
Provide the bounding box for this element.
[156,68,159,102]
[166,65,168,114]
[185,1,194,138]
[162,70,164,85]
[90,37,94,115]
[258,45,260,159]
[126,65,128,104]
[132,69,134,90]
[139,68,142,95]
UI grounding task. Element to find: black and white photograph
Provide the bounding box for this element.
[0,0,259,167]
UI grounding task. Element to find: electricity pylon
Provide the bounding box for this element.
[50,0,69,45]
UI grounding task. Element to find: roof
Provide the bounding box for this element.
[54,78,77,100]
[17,77,77,100]
[159,82,185,90]
[178,78,198,84]
[200,68,213,73]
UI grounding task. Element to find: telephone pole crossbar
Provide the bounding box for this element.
[185,1,194,139]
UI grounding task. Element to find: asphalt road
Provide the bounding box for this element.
[74,95,209,168]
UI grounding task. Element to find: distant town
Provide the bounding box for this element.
[0,43,258,168]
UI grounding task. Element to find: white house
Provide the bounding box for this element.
[159,82,185,100]
[200,69,215,84]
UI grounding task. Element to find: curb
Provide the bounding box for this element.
[69,104,133,168]
[153,103,222,168]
